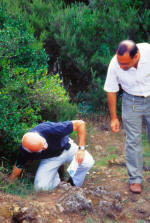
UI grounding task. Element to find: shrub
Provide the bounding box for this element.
[0,7,48,161]
[31,74,78,121]
[4,0,150,114]
[0,69,43,162]
[0,6,79,163]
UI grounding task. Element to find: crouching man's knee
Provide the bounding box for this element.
[34,177,60,191]
[83,151,95,171]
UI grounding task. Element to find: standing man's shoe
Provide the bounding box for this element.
[129,183,142,194]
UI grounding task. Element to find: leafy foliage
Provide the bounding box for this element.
[0,6,77,162]
[31,74,78,121]
[3,0,150,114]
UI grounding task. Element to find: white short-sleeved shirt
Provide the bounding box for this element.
[104,43,150,97]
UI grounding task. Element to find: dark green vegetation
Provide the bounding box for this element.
[2,0,150,113]
[0,0,150,166]
[0,3,77,161]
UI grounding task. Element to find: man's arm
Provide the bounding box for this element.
[9,165,22,181]
[9,147,28,181]
[72,120,86,146]
[72,120,86,164]
[107,92,120,133]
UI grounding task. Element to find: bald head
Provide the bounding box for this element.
[117,40,138,58]
[116,40,140,70]
[22,132,48,152]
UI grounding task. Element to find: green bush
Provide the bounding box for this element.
[0,69,43,161]
[41,0,144,113]
[0,6,78,162]
[2,0,64,39]
[76,70,107,114]
[4,0,150,114]
[31,74,78,121]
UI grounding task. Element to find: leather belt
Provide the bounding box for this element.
[134,95,150,98]
[123,91,150,98]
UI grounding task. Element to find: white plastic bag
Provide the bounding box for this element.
[67,156,78,178]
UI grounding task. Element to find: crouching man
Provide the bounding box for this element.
[9,120,94,190]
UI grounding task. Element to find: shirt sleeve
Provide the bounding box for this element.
[15,146,29,169]
[104,56,119,92]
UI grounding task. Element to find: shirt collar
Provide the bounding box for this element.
[138,48,147,65]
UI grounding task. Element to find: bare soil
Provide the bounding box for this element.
[1,119,150,223]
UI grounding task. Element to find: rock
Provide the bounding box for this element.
[0,216,6,223]
[96,186,105,190]
[57,219,63,222]
[11,206,45,223]
[58,188,93,213]
[58,182,72,190]
[115,192,121,201]
[113,201,122,212]
[56,204,64,213]
[0,204,11,218]
[95,145,103,151]
[99,200,113,208]
[94,186,109,196]
[102,207,116,219]
[130,196,137,202]
[146,177,150,183]
[137,208,146,214]
[137,198,145,204]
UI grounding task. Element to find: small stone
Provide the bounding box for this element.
[13,206,20,213]
[99,200,113,208]
[130,196,137,202]
[95,186,109,195]
[45,211,49,215]
[137,199,145,204]
[146,177,150,183]
[96,186,105,190]
[115,193,121,201]
[22,207,29,212]
[95,145,103,151]
[0,216,5,223]
[114,202,122,212]
[56,204,64,213]
[137,208,146,214]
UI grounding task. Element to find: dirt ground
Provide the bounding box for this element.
[1,118,150,223]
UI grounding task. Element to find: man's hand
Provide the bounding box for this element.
[75,150,85,165]
[107,92,119,133]
[110,118,120,133]
[9,166,22,181]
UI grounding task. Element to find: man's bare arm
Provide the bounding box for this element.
[72,120,86,146]
[72,120,86,164]
[9,166,22,181]
[107,92,120,133]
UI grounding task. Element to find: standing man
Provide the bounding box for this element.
[104,40,150,193]
[9,120,94,190]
